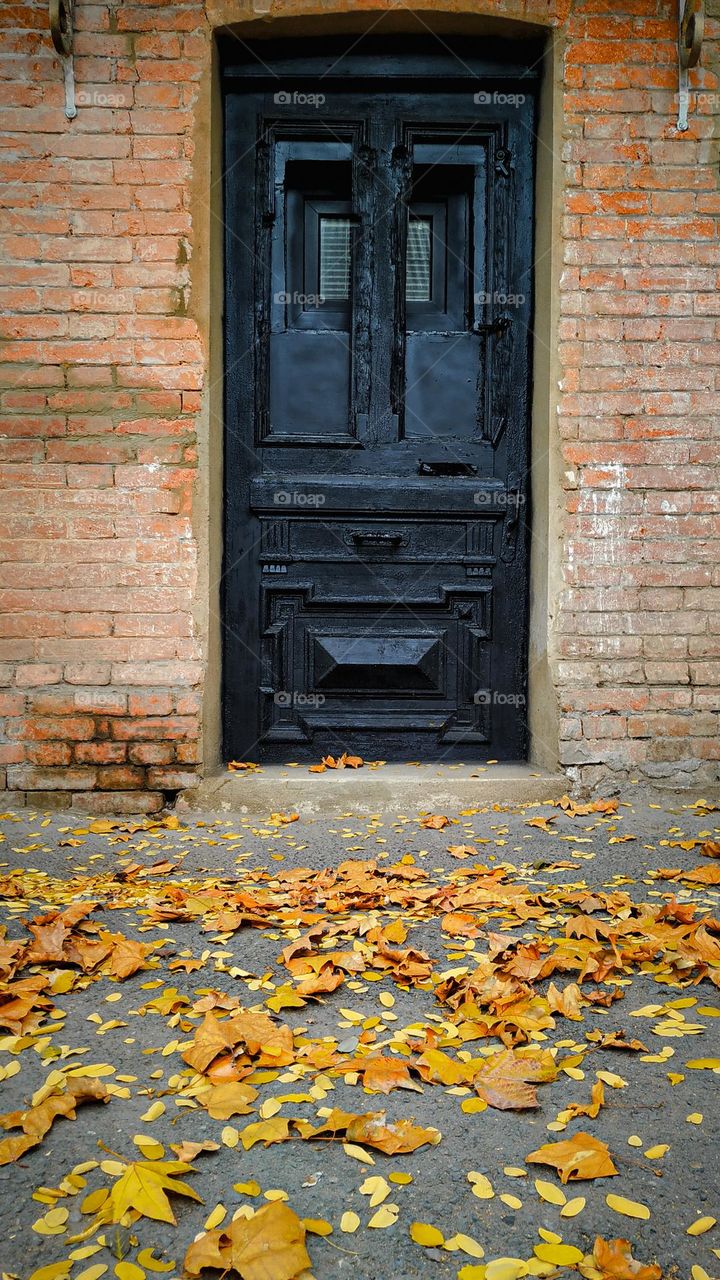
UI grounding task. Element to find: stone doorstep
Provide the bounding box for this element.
[178,762,571,817]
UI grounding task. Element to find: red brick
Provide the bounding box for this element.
[95,765,146,790]
[127,691,174,717]
[22,715,96,742]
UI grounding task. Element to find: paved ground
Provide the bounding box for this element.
[0,793,718,1280]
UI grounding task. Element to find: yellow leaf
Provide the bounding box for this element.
[234,1181,261,1197]
[444,1233,485,1258]
[500,1194,522,1210]
[133,1137,164,1161]
[340,1211,360,1233]
[458,1269,486,1280]
[389,1172,413,1185]
[534,1180,566,1206]
[221,1127,239,1149]
[410,1222,445,1247]
[485,1259,527,1280]
[259,1098,282,1119]
[687,1217,716,1236]
[687,1113,703,1124]
[140,1101,165,1123]
[692,1268,712,1280]
[204,1204,226,1230]
[114,1265,145,1280]
[595,1071,627,1089]
[27,1267,72,1280]
[606,1193,650,1220]
[644,1145,669,1159]
[304,1217,333,1236]
[368,1204,399,1228]
[75,1267,108,1280]
[360,1176,390,1207]
[468,1172,494,1199]
[239,1117,290,1151]
[461,1099,488,1115]
[91,1158,202,1229]
[560,1197,585,1218]
[136,1251,174,1274]
[686,1059,720,1069]
[343,1141,375,1165]
[81,1188,109,1215]
[534,1244,583,1266]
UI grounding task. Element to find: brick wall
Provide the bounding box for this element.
[557,2,720,790]
[0,0,718,806]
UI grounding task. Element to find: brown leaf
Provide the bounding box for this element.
[343,1056,419,1095]
[199,1081,258,1121]
[526,1132,618,1183]
[170,1140,220,1162]
[184,1201,310,1280]
[420,814,450,830]
[182,1013,241,1074]
[564,1079,605,1121]
[448,845,477,860]
[474,1049,558,1112]
[557,796,618,817]
[592,1237,662,1280]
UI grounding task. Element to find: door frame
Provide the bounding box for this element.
[204,20,563,774]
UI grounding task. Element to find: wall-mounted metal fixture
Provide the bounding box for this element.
[49,0,76,119]
[677,0,704,132]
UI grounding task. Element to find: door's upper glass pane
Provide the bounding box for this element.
[406,216,432,302]
[319,217,352,300]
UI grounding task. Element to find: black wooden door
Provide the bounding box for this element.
[222,39,537,762]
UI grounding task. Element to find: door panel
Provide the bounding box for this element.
[222,39,537,762]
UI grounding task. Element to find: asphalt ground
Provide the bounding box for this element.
[0,794,718,1280]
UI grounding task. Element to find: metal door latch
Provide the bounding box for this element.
[677,0,704,132]
[50,0,76,119]
[501,474,523,564]
[473,315,512,338]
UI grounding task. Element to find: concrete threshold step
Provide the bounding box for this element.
[179,762,569,817]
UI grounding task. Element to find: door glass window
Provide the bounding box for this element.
[406,216,432,302]
[319,216,352,301]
